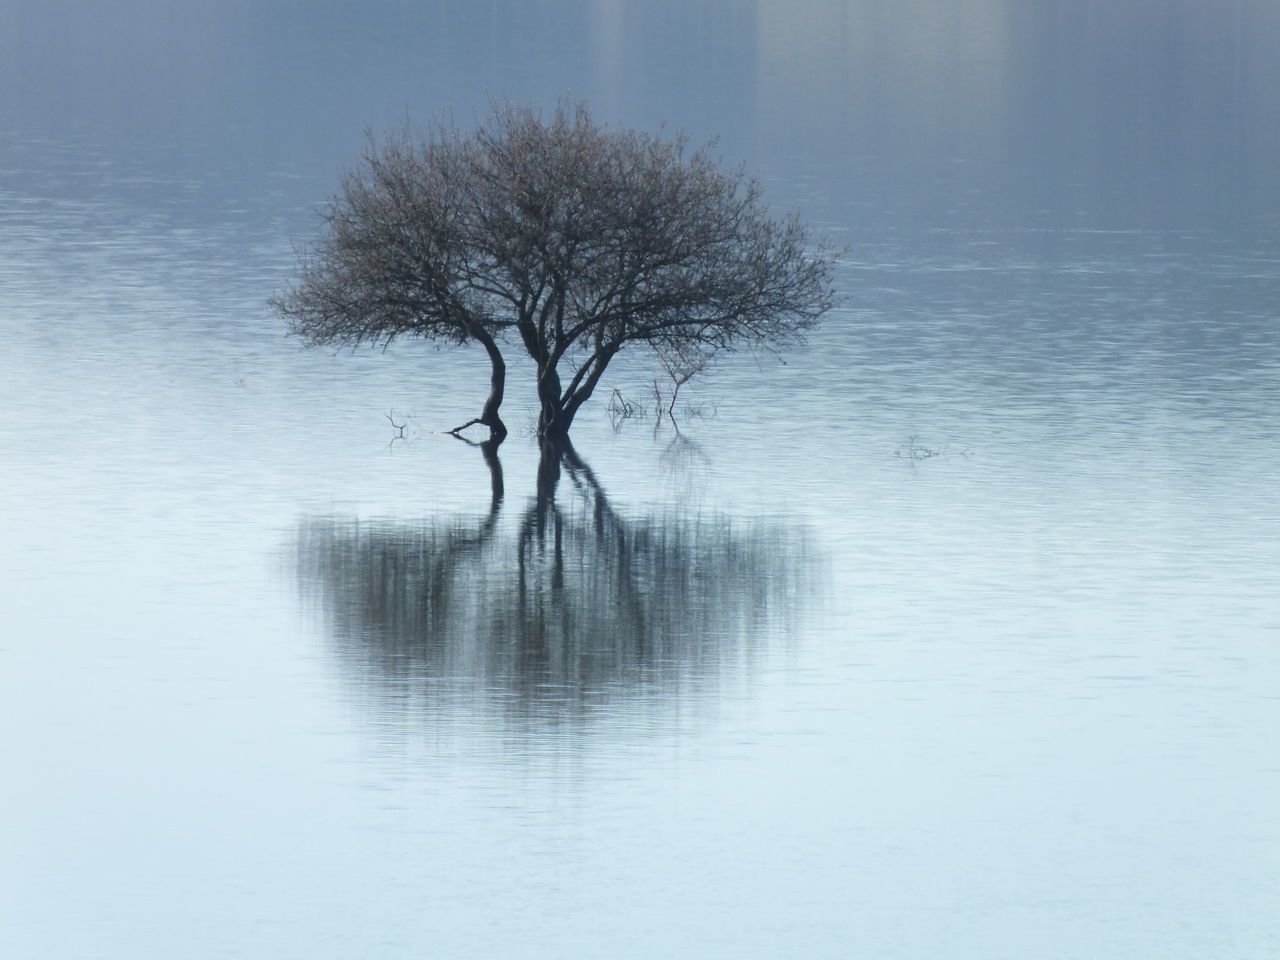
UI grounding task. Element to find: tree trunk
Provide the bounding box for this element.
[536,363,572,442]
[474,328,508,442]
[539,407,572,442]
[535,346,622,442]
[561,346,618,428]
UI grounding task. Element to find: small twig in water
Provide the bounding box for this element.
[607,388,646,430]
[895,435,939,460]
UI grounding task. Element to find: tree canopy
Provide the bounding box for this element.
[271,100,836,443]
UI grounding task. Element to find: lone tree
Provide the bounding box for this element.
[271,101,836,443]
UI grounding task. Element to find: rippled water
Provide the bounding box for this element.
[2,2,1279,957]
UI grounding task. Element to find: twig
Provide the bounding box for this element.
[444,417,485,436]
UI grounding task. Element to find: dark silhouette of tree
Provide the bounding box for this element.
[271,100,836,443]
[294,442,818,728]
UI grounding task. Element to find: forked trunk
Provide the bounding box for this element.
[536,364,572,442]
[538,406,573,442]
[534,346,618,442]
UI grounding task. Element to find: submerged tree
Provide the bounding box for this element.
[271,100,836,443]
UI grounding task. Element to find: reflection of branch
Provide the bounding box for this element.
[295,442,819,727]
[479,437,504,513]
[443,433,505,513]
[660,433,710,472]
[558,439,610,512]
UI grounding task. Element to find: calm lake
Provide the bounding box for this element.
[2,2,1278,957]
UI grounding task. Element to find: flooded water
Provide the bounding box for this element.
[2,2,1278,957]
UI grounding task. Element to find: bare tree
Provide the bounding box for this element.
[271,100,837,444]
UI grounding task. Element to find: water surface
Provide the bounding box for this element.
[2,2,1278,957]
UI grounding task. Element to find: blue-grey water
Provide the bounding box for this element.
[2,2,1278,957]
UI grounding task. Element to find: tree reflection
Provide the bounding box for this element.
[295,441,818,727]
